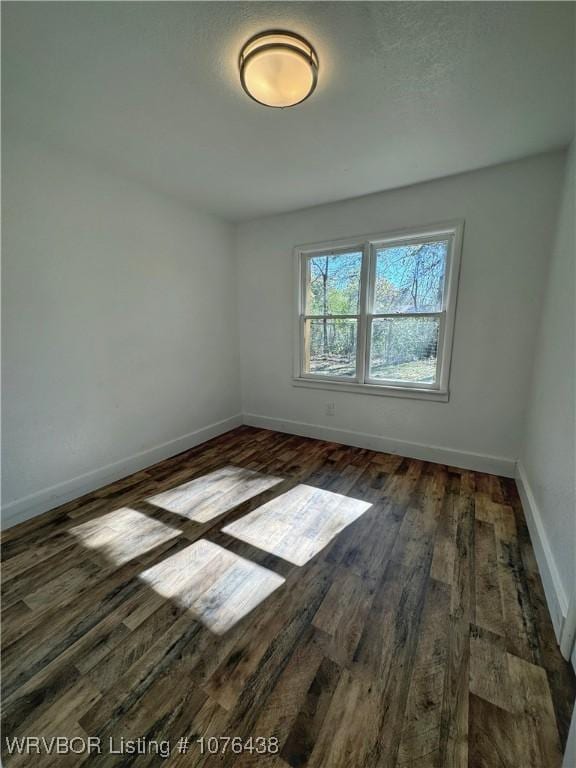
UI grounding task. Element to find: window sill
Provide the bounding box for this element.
[292,377,449,402]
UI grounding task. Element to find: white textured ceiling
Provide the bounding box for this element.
[3,2,574,221]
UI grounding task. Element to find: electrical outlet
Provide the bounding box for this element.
[325,402,335,417]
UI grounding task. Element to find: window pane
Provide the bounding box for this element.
[304,318,357,378]
[374,240,448,314]
[307,251,362,315]
[369,317,439,383]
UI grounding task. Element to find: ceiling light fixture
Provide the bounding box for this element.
[239,30,319,108]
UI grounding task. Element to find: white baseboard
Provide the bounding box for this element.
[242,413,516,477]
[1,414,243,530]
[515,460,568,646]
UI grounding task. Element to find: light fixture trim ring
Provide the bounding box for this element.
[239,29,319,108]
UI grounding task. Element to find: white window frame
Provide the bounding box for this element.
[293,220,464,402]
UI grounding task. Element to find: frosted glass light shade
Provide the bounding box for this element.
[239,31,318,108]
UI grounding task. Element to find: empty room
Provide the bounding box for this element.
[2,2,575,766]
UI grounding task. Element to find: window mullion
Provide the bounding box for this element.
[356,243,371,384]
[303,314,360,320]
[371,311,444,320]
[299,255,308,377]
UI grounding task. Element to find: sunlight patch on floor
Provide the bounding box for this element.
[70,508,181,566]
[222,485,371,566]
[139,539,285,634]
[146,466,283,522]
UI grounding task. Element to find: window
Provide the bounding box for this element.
[294,222,463,400]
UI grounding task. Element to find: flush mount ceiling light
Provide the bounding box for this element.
[239,31,319,108]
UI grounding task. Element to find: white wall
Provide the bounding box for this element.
[237,152,566,475]
[3,142,570,549]
[518,142,575,649]
[2,135,241,527]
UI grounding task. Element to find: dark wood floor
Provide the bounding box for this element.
[2,426,575,767]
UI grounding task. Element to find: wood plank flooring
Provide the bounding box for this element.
[2,426,574,767]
